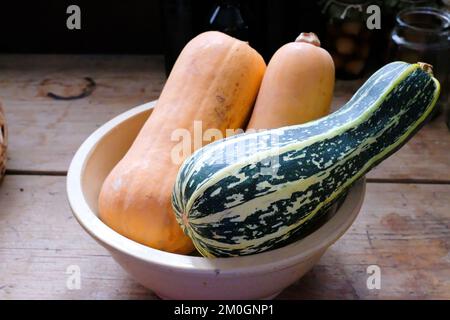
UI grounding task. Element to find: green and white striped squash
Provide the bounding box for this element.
[172,61,440,257]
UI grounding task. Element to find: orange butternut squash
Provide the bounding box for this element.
[247,32,335,130]
[98,31,266,254]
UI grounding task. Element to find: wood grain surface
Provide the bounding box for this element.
[0,55,449,181]
[0,55,165,173]
[0,176,448,299]
[0,54,449,300]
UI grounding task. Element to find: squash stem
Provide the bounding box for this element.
[418,62,434,76]
[295,32,321,47]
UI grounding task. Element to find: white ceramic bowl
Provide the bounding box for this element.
[67,101,366,300]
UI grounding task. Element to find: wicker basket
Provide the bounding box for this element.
[0,103,7,181]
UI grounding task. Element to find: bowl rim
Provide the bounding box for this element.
[67,102,366,275]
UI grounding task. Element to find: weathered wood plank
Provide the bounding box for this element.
[280,183,450,299]
[0,54,165,173]
[1,54,449,181]
[0,175,158,299]
[368,114,450,182]
[1,176,448,299]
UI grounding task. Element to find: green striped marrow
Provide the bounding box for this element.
[172,61,440,257]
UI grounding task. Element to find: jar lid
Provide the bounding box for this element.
[397,7,450,33]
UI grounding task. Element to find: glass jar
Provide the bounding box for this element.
[321,0,379,79]
[388,7,450,119]
[385,0,437,13]
[383,1,439,47]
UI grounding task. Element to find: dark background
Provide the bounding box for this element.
[0,1,164,54]
[1,0,447,86]
[0,0,323,57]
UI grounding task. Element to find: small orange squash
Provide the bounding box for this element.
[247,32,335,130]
[98,31,266,254]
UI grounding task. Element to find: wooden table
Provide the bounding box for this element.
[0,55,449,299]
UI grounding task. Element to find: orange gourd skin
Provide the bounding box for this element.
[247,33,335,130]
[98,31,266,254]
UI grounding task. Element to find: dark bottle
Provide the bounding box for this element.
[208,0,249,41]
